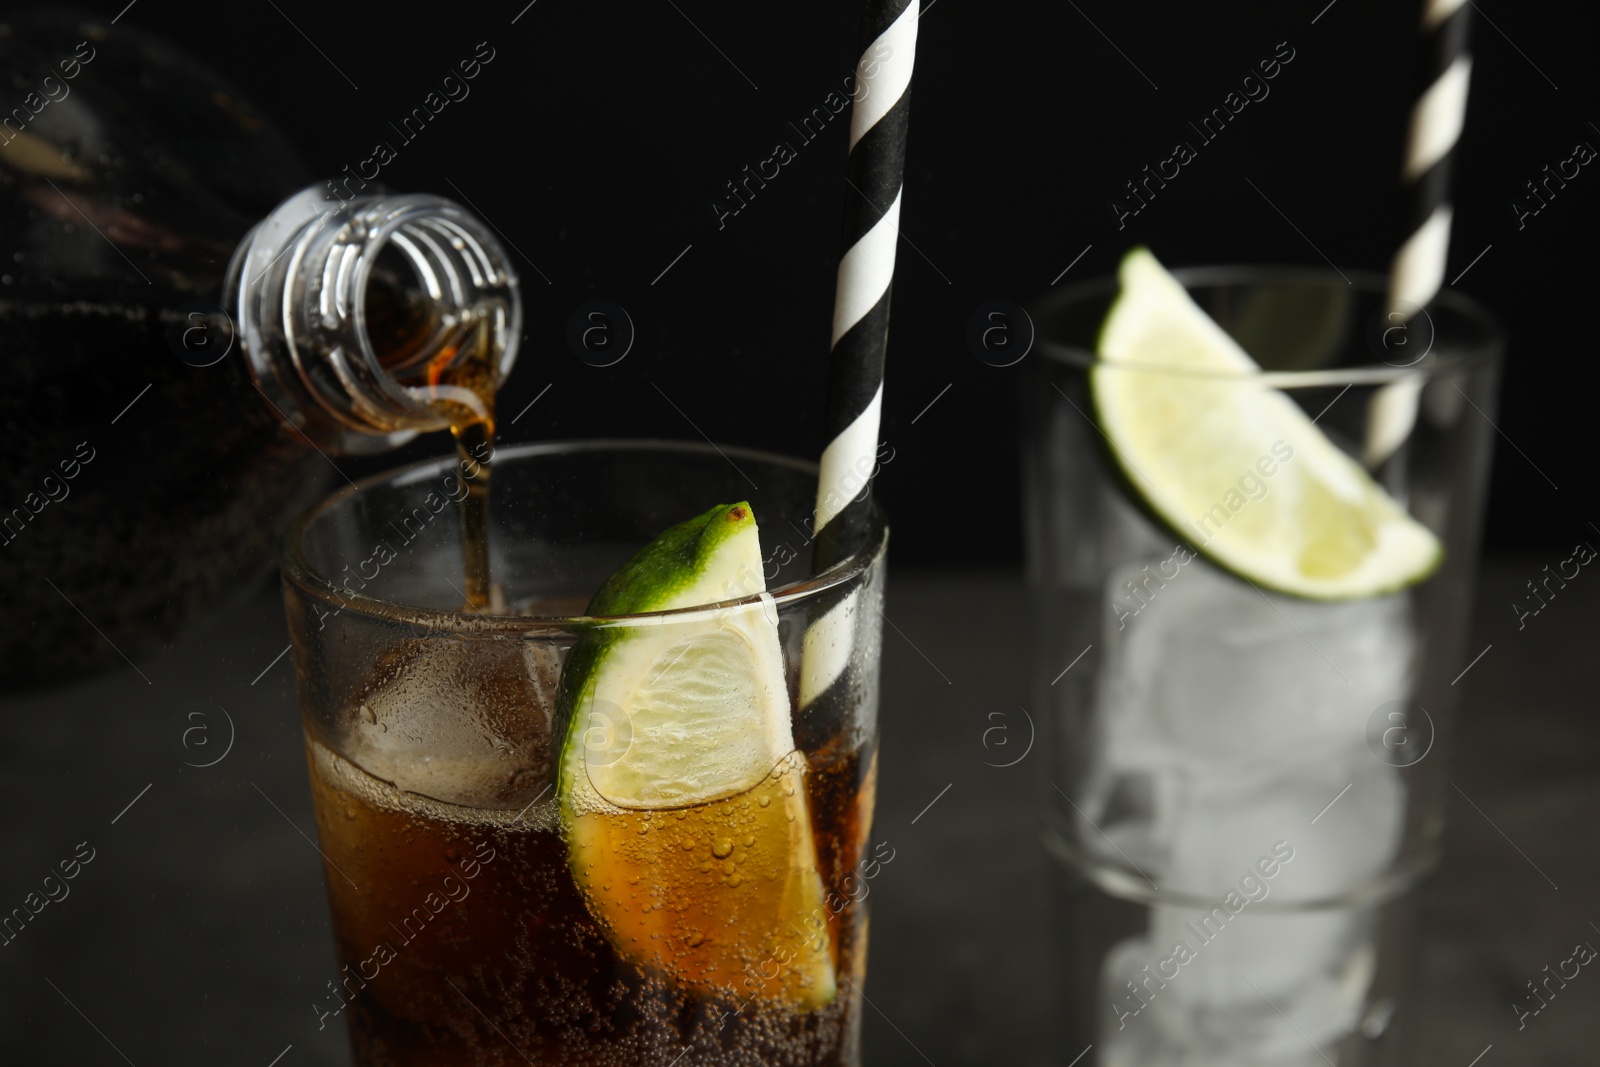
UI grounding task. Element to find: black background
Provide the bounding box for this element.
[66,0,1598,563]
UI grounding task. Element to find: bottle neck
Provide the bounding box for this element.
[227,186,522,453]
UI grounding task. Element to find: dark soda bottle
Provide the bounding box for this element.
[0,13,522,685]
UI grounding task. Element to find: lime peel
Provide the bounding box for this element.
[1092,248,1442,600]
[554,502,837,1009]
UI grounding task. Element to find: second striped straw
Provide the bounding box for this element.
[1367,0,1474,466]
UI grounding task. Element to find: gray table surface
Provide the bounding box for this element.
[0,561,1593,1065]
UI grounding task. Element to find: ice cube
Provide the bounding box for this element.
[1101,924,1377,1065]
[347,635,557,809]
[1149,802,1389,993]
[1097,560,1413,772]
[1131,759,1395,1041]
[1083,559,1414,875]
[1079,557,1410,1061]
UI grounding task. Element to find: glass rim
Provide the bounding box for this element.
[279,438,889,635]
[1032,263,1504,385]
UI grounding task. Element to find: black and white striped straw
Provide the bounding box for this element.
[811,0,919,574]
[1387,0,1472,316]
[801,0,918,709]
[1368,0,1472,465]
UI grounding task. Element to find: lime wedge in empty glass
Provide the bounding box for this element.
[1092,248,1442,599]
[555,502,836,1009]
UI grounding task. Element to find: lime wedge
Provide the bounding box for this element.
[1092,248,1442,599]
[555,503,836,1009]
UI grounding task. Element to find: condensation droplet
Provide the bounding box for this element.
[758,795,771,807]
[727,871,743,887]
[686,930,705,947]
[712,838,733,858]
[359,703,376,724]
